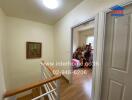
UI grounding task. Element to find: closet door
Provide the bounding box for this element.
[101,4,132,100]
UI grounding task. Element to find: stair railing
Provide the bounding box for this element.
[3,61,61,100]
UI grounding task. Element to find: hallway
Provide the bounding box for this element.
[1,0,130,100]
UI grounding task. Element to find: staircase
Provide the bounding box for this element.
[3,61,61,100]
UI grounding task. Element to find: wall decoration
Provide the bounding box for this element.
[26,42,42,59]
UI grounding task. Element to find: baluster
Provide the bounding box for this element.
[56,79,60,100]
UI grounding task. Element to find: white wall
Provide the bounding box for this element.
[0,8,6,99]
[5,17,54,90]
[73,29,79,53]
[0,0,131,92]
[79,28,94,46]
[73,28,94,52]
[73,20,94,52]
[54,0,131,80]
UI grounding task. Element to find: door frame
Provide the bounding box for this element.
[71,1,132,100]
[94,1,132,100]
[71,16,98,100]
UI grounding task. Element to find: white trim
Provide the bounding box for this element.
[70,14,104,100]
[92,12,106,100]
[70,16,97,99]
[70,17,95,84]
[70,1,132,100]
[91,14,99,100]
[93,1,132,100]
[32,89,56,100]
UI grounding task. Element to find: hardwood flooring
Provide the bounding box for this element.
[60,68,92,100]
[17,68,92,100]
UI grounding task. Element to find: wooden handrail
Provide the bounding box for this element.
[41,61,60,76]
[3,75,61,98]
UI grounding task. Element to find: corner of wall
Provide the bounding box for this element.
[0,7,7,99]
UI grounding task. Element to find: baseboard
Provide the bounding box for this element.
[62,75,70,83]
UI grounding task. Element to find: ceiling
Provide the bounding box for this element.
[0,0,83,25]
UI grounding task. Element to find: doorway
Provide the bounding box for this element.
[71,18,95,99]
[101,2,132,100]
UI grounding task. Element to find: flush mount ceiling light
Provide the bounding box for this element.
[42,0,59,9]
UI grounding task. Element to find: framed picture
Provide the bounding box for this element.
[26,42,42,59]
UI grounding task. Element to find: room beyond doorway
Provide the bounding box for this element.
[71,19,95,99]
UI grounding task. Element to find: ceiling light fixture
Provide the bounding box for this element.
[42,0,59,9]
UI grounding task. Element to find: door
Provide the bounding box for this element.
[101,3,132,100]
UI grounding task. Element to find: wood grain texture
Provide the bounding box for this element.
[5,68,92,100]
[3,75,61,98]
[60,68,92,100]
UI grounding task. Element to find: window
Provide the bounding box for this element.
[86,36,94,49]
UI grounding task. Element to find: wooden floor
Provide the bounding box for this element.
[17,68,92,100]
[60,68,92,100]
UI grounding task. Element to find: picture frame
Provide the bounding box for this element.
[26,42,42,59]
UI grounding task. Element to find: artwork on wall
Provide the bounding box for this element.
[26,42,42,59]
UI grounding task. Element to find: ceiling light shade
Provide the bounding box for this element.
[42,0,59,9]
